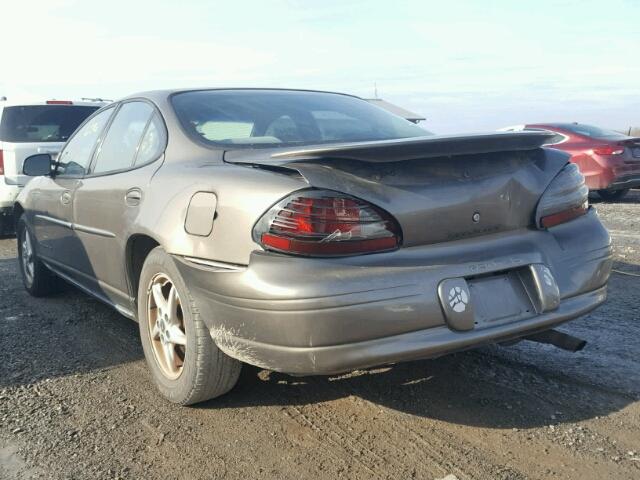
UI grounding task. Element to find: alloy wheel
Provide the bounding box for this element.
[21,228,35,285]
[147,273,187,379]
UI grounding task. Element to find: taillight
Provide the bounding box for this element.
[536,163,589,229]
[592,145,624,155]
[0,150,4,175]
[253,190,402,256]
[46,100,73,105]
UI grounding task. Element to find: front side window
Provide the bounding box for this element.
[56,107,114,176]
[0,105,99,143]
[92,102,154,174]
[171,90,431,148]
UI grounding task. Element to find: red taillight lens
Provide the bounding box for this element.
[0,150,4,175]
[46,100,73,105]
[592,145,624,155]
[254,190,401,256]
[540,202,588,228]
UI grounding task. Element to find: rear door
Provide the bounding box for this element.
[0,104,99,186]
[32,107,115,274]
[72,100,166,307]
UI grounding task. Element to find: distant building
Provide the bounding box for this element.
[365,98,425,124]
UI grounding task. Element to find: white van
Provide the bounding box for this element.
[0,98,106,233]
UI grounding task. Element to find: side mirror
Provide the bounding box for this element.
[23,154,53,176]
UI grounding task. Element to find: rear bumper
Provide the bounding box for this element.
[192,287,607,375]
[0,182,21,209]
[582,155,640,190]
[174,209,612,375]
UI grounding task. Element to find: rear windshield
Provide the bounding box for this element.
[0,105,99,143]
[553,123,629,140]
[171,90,431,148]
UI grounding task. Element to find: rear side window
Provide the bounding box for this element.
[553,123,628,140]
[0,105,99,142]
[524,129,566,145]
[545,133,566,145]
[57,108,114,177]
[92,102,154,174]
[134,113,165,166]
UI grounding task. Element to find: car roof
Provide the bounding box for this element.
[122,87,363,103]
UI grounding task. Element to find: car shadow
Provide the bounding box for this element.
[0,256,143,390]
[2,248,639,431]
[202,260,640,429]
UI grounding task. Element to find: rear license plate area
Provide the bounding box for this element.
[632,147,640,158]
[468,270,535,329]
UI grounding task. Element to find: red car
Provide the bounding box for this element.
[503,123,640,200]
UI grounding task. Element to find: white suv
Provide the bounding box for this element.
[0,98,106,234]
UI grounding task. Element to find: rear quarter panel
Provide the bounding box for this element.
[129,159,308,266]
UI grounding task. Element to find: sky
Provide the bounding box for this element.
[1,0,639,134]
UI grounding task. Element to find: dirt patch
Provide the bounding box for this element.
[0,191,639,479]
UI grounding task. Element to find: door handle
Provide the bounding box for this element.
[125,188,142,206]
[60,191,72,205]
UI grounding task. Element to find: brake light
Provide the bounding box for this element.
[536,163,589,229]
[46,100,73,105]
[0,150,4,175]
[592,145,624,155]
[254,190,401,256]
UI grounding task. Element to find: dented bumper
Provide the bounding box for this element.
[174,209,611,375]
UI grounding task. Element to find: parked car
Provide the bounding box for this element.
[15,89,611,405]
[0,98,105,234]
[500,123,640,200]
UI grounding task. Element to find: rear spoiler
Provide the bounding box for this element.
[224,131,556,165]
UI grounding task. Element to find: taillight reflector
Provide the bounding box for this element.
[0,150,4,175]
[46,100,73,105]
[540,202,588,228]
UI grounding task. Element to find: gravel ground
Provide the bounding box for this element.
[1,191,639,480]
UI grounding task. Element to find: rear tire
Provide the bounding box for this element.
[597,188,629,201]
[137,246,241,405]
[17,215,59,297]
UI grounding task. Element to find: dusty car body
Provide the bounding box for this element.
[15,89,612,405]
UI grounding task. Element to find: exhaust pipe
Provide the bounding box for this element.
[525,329,587,352]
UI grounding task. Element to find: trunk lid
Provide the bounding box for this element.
[225,132,567,247]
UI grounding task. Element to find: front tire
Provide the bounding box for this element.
[137,247,241,405]
[17,215,59,297]
[597,188,629,201]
